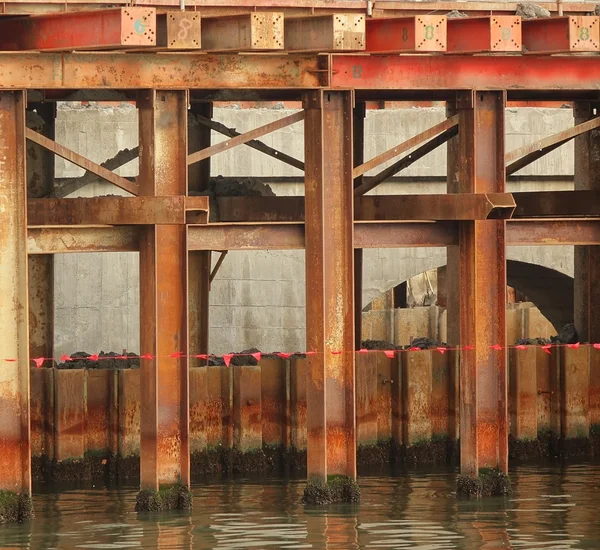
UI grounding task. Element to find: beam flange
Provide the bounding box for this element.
[285,14,365,52]
[447,16,521,53]
[365,15,446,53]
[27,226,140,254]
[201,13,283,52]
[522,16,600,54]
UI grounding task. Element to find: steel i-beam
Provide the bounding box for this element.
[304,90,356,490]
[138,90,190,496]
[0,91,32,497]
[450,91,508,478]
[574,102,600,343]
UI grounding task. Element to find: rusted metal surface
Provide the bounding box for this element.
[261,358,289,448]
[354,115,457,180]
[30,368,52,462]
[189,367,208,454]
[0,8,156,50]
[560,347,590,439]
[447,16,521,53]
[353,103,365,350]
[54,369,86,462]
[28,196,208,226]
[507,219,600,245]
[402,352,432,446]
[202,12,284,51]
[118,369,140,460]
[0,53,324,89]
[188,222,305,250]
[138,90,189,491]
[188,111,303,166]
[536,347,554,435]
[330,54,600,91]
[376,354,393,442]
[290,357,308,451]
[590,347,600,430]
[285,14,365,52]
[573,102,600,344]
[522,16,599,53]
[27,226,139,254]
[157,12,201,50]
[366,16,446,53]
[28,255,54,361]
[356,221,458,248]
[509,347,538,440]
[356,353,378,446]
[451,91,508,476]
[233,365,262,452]
[304,90,356,481]
[26,128,138,195]
[85,370,115,458]
[431,351,451,438]
[512,191,600,218]
[0,90,31,494]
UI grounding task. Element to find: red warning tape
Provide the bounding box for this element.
[2,342,600,368]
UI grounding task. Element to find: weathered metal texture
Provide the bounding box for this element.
[290,357,308,451]
[28,255,54,361]
[0,90,31,493]
[27,226,140,254]
[536,347,555,435]
[522,16,599,53]
[157,12,201,50]
[53,369,85,462]
[447,350,460,442]
[0,8,156,51]
[590,347,600,430]
[202,12,283,51]
[138,90,189,490]
[0,53,324,89]
[261,358,290,448]
[453,91,508,476]
[507,219,600,245]
[573,102,600,344]
[188,222,305,250]
[512,190,600,218]
[189,367,208,454]
[509,347,538,440]
[366,15,446,53]
[304,90,356,481]
[431,351,451,438]
[356,221,458,248]
[560,347,590,439]
[118,369,140,459]
[353,102,365,350]
[376,353,393,442]
[26,128,139,195]
[233,365,263,453]
[447,16,521,53]
[329,54,600,91]
[285,14,365,51]
[356,353,378,446]
[402,352,433,446]
[30,368,54,462]
[85,370,117,459]
[390,356,403,446]
[28,196,208,226]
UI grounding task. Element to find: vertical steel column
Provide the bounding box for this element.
[353,102,366,350]
[27,103,55,363]
[304,90,356,483]
[0,90,32,495]
[138,90,190,492]
[573,102,600,343]
[454,91,508,476]
[188,103,212,365]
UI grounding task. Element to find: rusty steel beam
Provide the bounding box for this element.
[0,53,325,90]
[451,91,508,478]
[506,115,600,175]
[26,128,139,195]
[354,102,365,350]
[285,14,365,52]
[574,102,600,344]
[507,219,600,245]
[446,16,522,53]
[353,115,458,179]
[209,251,228,284]
[365,16,447,53]
[202,13,283,51]
[329,54,600,91]
[188,111,304,166]
[27,196,208,226]
[156,12,201,50]
[304,90,356,485]
[27,226,139,254]
[0,8,156,51]
[522,16,600,54]
[187,223,304,250]
[138,90,190,494]
[0,91,31,497]
[512,190,600,218]
[355,221,458,247]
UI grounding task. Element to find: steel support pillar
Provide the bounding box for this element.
[303,90,358,503]
[0,90,33,518]
[27,102,55,363]
[450,91,509,490]
[188,103,212,366]
[573,102,600,343]
[353,101,366,350]
[137,90,190,508]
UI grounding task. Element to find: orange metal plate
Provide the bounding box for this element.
[366,15,446,53]
[523,16,600,53]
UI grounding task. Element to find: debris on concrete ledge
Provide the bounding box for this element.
[516,3,551,19]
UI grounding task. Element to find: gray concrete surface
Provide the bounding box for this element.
[50,102,575,355]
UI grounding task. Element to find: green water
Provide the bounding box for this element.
[1,464,600,549]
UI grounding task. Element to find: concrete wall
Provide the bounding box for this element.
[52,103,576,356]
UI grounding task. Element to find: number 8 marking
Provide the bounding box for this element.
[424,25,434,40]
[580,27,590,41]
[178,18,192,40]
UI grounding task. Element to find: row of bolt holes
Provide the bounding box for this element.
[126,13,154,36]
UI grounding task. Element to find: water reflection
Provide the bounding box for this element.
[0,465,598,549]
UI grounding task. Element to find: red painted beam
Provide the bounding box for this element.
[446,16,521,53]
[522,16,599,53]
[366,16,446,53]
[0,8,156,51]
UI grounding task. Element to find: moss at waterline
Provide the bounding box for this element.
[0,491,33,523]
[135,483,192,512]
[302,475,360,505]
[457,467,511,498]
